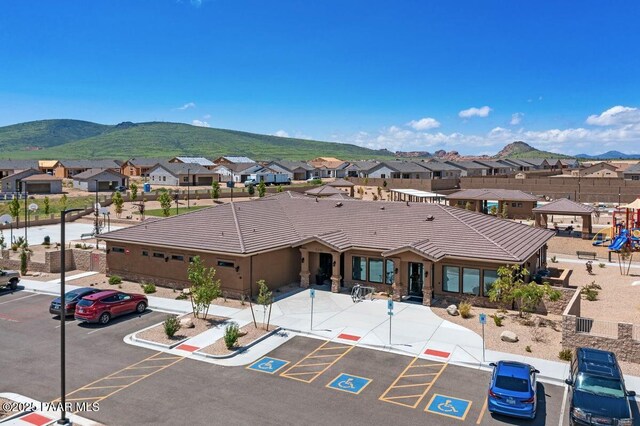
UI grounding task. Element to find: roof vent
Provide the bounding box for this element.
[425,215,435,221]
[335,202,343,207]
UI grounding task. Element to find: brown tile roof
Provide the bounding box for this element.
[304,185,345,196]
[101,193,554,263]
[447,189,539,202]
[73,168,127,181]
[21,174,62,182]
[327,178,355,187]
[532,198,596,215]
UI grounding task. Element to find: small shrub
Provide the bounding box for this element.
[598,263,605,268]
[74,243,82,249]
[163,315,181,338]
[525,345,532,353]
[492,315,503,327]
[559,349,572,361]
[224,322,240,349]
[580,281,601,301]
[175,293,187,300]
[530,325,547,343]
[142,283,156,294]
[458,302,472,319]
[108,275,122,285]
[550,256,558,263]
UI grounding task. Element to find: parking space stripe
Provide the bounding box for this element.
[476,398,488,424]
[0,293,38,305]
[379,357,447,409]
[280,340,353,384]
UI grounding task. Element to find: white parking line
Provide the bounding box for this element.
[0,293,38,305]
[558,384,569,426]
[87,328,103,335]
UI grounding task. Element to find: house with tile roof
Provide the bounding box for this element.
[72,169,129,192]
[622,162,640,181]
[445,161,490,177]
[447,188,539,219]
[148,163,220,186]
[367,161,433,179]
[100,192,553,304]
[213,156,257,165]
[120,158,169,177]
[308,157,349,178]
[472,160,514,176]
[1,168,63,194]
[53,160,122,179]
[265,161,314,180]
[344,161,380,178]
[169,157,216,169]
[0,160,40,178]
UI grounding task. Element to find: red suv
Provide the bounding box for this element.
[75,290,148,325]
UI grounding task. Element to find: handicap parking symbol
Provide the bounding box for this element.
[247,357,289,374]
[326,373,371,395]
[425,394,472,420]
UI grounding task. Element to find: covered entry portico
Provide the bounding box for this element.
[294,234,435,305]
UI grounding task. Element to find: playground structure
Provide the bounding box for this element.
[594,198,640,274]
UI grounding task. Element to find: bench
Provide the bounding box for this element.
[576,250,597,260]
[80,232,95,240]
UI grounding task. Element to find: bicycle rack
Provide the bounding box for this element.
[351,284,375,303]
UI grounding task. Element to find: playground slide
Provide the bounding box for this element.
[609,234,627,251]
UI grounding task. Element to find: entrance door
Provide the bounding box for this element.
[408,263,424,296]
[318,253,333,284]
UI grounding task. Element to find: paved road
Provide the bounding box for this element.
[1,289,569,425]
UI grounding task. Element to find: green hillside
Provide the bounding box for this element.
[0,119,110,152]
[496,141,571,159]
[0,120,393,161]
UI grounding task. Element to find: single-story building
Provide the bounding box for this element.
[73,169,129,192]
[213,163,265,183]
[148,163,219,186]
[344,161,380,178]
[1,168,63,194]
[0,160,40,178]
[475,160,515,176]
[1,168,43,193]
[368,161,433,179]
[445,161,489,177]
[308,157,349,178]
[570,162,620,178]
[213,156,257,165]
[266,161,315,181]
[53,160,122,178]
[169,157,216,169]
[120,158,168,177]
[100,192,553,305]
[623,163,640,181]
[447,188,539,219]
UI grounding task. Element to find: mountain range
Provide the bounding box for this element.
[0,119,616,161]
[575,151,640,160]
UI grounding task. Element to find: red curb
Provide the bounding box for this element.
[337,333,361,342]
[424,349,450,358]
[176,344,200,352]
[20,413,52,426]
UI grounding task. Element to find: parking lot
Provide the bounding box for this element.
[1,288,570,425]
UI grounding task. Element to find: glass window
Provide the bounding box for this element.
[142,250,148,257]
[385,260,394,285]
[443,266,460,293]
[368,259,384,283]
[483,270,498,296]
[171,255,184,261]
[153,252,164,259]
[112,247,125,254]
[462,268,480,295]
[217,260,234,268]
[352,256,366,281]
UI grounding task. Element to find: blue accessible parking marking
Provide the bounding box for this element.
[425,394,472,421]
[326,373,372,395]
[247,357,289,374]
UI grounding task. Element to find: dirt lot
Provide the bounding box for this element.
[199,322,270,355]
[547,235,612,258]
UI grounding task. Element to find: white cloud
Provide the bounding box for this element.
[458,106,492,118]
[274,130,289,137]
[408,117,440,130]
[586,106,640,126]
[191,119,210,128]
[177,102,196,110]
[510,113,524,126]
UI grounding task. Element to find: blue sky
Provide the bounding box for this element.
[1,1,639,155]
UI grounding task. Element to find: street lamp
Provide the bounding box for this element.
[94,179,100,236]
[58,208,83,426]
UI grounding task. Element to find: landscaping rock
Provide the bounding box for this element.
[179,317,195,328]
[500,330,519,343]
[446,304,459,316]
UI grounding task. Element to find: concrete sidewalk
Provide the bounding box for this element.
[0,392,102,426]
[18,278,640,393]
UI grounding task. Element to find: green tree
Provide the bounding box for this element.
[257,181,266,198]
[465,201,473,211]
[60,194,68,212]
[500,203,508,219]
[257,279,273,328]
[112,191,124,218]
[487,265,561,317]
[9,197,21,226]
[158,190,172,217]
[187,256,221,319]
[130,182,138,204]
[211,181,220,200]
[247,184,255,196]
[43,196,50,215]
[19,247,28,276]
[276,185,283,193]
[489,205,497,215]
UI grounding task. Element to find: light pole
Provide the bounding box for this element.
[187,168,190,210]
[58,208,83,426]
[94,179,100,236]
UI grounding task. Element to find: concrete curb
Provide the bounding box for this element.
[193,327,283,360]
[129,313,191,350]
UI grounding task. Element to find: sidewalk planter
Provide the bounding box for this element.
[195,327,282,359]
[131,315,192,349]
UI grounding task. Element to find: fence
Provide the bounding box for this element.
[575,317,619,339]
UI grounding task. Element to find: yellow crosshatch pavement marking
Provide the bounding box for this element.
[379,357,447,409]
[280,340,354,383]
[53,352,184,409]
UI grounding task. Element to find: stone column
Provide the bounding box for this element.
[391,258,402,301]
[299,248,310,288]
[583,215,592,239]
[330,251,341,293]
[422,263,432,306]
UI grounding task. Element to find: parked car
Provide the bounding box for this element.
[115,185,127,192]
[566,347,635,426]
[75,290,147,325]
[0,269,20,291]
[487,361,539,419]
[49,287,102,317]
